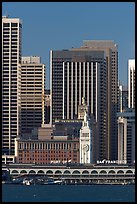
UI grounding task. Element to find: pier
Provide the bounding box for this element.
[2,163,135,185]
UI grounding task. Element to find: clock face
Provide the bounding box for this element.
[83,144,89,152]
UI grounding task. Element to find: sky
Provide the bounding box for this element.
[2,2,135,89]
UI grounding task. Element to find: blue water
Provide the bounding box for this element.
[2,184,135,202]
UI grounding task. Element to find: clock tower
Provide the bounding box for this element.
[80,111,92,163]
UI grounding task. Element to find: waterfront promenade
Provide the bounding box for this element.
[2,163,135,185]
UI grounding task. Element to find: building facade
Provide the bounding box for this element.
[50,49,107,124]
[20,56,45,139]
[15,136,79,164]
[128,59,135,109]
[2,16,22,155]
[117,108,135,164]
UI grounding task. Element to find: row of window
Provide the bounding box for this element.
[20,90,42,93]
[21,152,77,157]
[3,22,22,27]
[18,142,78,150]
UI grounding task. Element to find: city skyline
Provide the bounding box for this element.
[2,15,135,164]
[2,2,135,89]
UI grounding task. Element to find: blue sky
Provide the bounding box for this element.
[2,2,135,89]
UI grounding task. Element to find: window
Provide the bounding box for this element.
[11,23,18,27]
[83,133,89,138]
[3,23,9,27]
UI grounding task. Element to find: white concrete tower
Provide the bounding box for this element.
[2,16,22,155]
[80,111,92,164]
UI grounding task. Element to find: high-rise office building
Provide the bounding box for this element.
[117,108,135,164]
[50,48,108,161]
[2,16,22,155]
[80,40,118,160]
[50,40,118,161]
[128,59,135,109]
[20,56,45,138]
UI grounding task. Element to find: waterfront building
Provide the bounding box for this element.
[80,111,92,164]
[2,16,22,155]
[128,59,135,109]
[118,81,128,112]
[15,136,79,164]
[117,108,135,164]
[20,56,45,139]
[2,163,135,185]
[50,47,108,162]
[15,118,83,164]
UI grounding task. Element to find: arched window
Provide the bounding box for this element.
[55,170,62,174]
[108,170,115,174]
[72,170,80,174]
[117,170,124,174]
[82,170,89,174]
[11,170,19,174]
[20,170,27,174]
[126,170,133,174]
[46,170,53,175]
[37,170,45,174]
[100,170,107,174]
[91,170,98,174]
[29,170,36,174]
[63,170,71,174]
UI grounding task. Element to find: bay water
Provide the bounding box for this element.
[2,184,135,202]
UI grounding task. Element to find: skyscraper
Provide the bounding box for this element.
[80,40,118,160]
[50,48,108,161]
[117,108,135,164]
[20,56,45,138]
[2,16,22,155]
[50,40,118,161]
[128,59,135,109]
